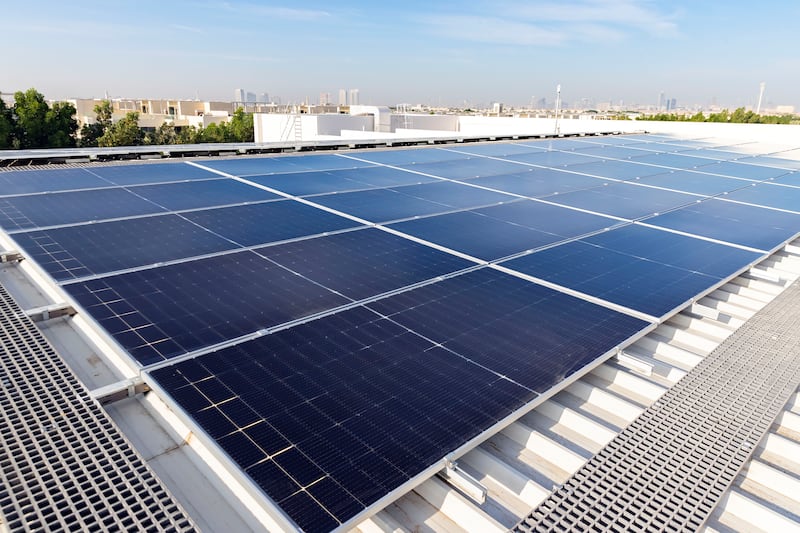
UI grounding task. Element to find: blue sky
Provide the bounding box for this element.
[2,1,798,109]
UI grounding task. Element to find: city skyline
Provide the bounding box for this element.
[2,1,799,110]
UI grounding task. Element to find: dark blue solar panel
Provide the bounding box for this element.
[199,155,372,176]
[546,182,699,219]
[353,148,465,165]
[744,157,800,170]
[723,183,800,212]
[505,243,717,317]
[502,226,760,317]
[312,188,458,222]
[368,268,649,392]
[65,251,348,365]
[505,151,602,167]
[149,305,535,531]
[771,172,800,187]
[694,161,789,180]
[630,152,717,169]
[390,181,515,207]
[88,162,221,185]
[245,166,436,196]
[0,168,109,195]
[389,201,616,260]
[11,215,235,281]
[673,149,748,161]
[564,160,666,180]
[182,200,362,247]
[646,199,800,251]
[150,268,645,531]
[255,228,472,300]
[456,143,545,157]
[635,171,753,196]
[465,169,606,197]
[132,179,280,211]
[399,157,527,179]
[0,188,166,231]
[570,146,651,160]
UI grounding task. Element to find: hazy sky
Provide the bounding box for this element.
[2,1,798,109]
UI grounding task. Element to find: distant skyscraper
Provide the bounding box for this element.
[348,89,359,106]
[257,93,269,104]
[319,92,331,105]
[669,98,677,111]
[234,88,245,104]
[658,91,665,111]
[245,92,256,104]
[338,89,347,106]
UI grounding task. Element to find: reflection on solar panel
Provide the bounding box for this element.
[2,135,799,532]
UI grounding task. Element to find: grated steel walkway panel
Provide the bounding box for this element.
[516,279,800,532]
[0,283,197,532]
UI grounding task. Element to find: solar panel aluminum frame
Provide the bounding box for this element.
[142,316,658,533]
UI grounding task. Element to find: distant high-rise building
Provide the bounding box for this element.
[319,92,331,106]
[257,93,269,104]
[246,92,256,104]
[338,89,347,106]
[234,88,245,104]
[348,89,359,106]
[658,91,665,111]
[669,98,677,111]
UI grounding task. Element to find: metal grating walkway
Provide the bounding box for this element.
[0,283,197,532]
[515,279,800,532]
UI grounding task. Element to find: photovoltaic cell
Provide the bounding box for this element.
[87,162,221,185]
[130,179,280,211]
[0,168,109,195]
[630,152,717,169]
[0,188,166,231]
[545,182,699,219]
[181,200,362,247]
[389,181,515,207]
[504,151,602,167]
[569,146,651,160]
[455,143,546,157]
[646,198,800,251]
[65,251,349,365]
[255,228,473,300]
[11,215,236,281]
[770,172,800,187]
[352,148,466,165]
[312,188,462,222]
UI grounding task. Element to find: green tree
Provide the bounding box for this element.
[98,111,143,147]
[228,107,254,142]
[176,125,201,144]
[79,100,113,147]
[146,121,177,145]
[13,88,50,148]
[199,122,226,143]
[45,101,78,148]
[0,96,13,149]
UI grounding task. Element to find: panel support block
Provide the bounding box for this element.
[0,250,24,263]
[25,302,76,322]
[90,377,149,405]
[439,458,487,504]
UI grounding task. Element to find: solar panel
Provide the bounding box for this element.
[463,169,607,197]
[0,168,108,194]
[131,179,280,210]
[150,268,647,531]
[545,182,700,219]
[0,188,166,231]
[635,170,754,196]
[645,198,800,250]
[501,224,761,317]
[1,134,798,532]
[693,160,792,180]
[10,214,236,281]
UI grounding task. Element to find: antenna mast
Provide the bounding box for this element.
[554,85,562,135]
[756,82,766,114]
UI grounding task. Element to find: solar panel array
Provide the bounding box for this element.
[3,134,800,532]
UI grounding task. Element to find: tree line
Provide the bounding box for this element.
[637,107,796,124]
[0,88,254,150]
